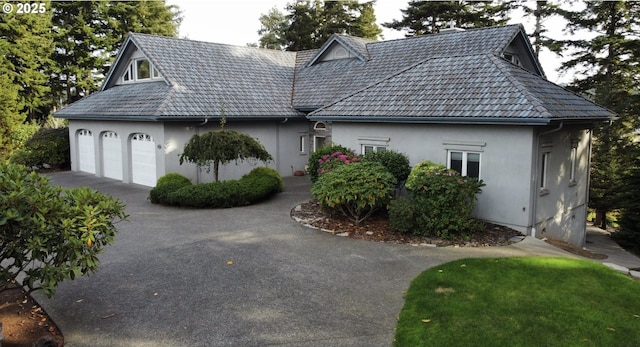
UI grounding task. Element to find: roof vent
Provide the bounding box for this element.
[440,20,465,33]
[440,27,466,33]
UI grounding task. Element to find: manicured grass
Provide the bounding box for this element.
[394,257,640,347]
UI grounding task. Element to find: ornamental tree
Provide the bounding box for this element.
[179,129,273,182]
[0,163,128,297]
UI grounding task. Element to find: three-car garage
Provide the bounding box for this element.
[75,129,157,187]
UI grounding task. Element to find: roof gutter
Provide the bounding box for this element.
[307,116,552,126]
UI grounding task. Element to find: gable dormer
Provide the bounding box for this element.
[101,33,169,91]
[501,29,545,78]
[118,49,163,84]
[307,34,372,67]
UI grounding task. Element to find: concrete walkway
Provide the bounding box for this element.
[33,172,637,347]
[584,226,640,274]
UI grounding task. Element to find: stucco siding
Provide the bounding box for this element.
[330,122,536,233]
[163,120,309,183]
[535,127,591,246]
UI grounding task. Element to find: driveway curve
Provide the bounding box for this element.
[37,172,574,347]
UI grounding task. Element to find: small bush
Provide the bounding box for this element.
[10,127,70,169]
[363,150,411,183]
[149,173,192,204]
[388,197,416,233]
[311,161,396,224]
[152,167,282,208]
[307,144,351,183]
[405,161,484,238]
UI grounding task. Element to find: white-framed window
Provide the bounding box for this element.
[447,151,480,178]
[299,135,306,154]
[569,140,578,185]
[362,144,387,155]
[539,144,553,195]
[122,58,161,83]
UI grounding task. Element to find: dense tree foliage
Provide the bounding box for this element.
[384,0,511,35]
[258,0,382,51]
[554,1,640,230]
[0,0,181,161]
[258,7,289,50]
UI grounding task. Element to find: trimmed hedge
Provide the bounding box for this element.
[149,167,283,208]
[362,150,411,183]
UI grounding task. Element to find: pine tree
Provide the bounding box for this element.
[49,0,181,106]
[278,0,382,51]
[384,0,511,36]
[556,1,640,229]
[0,0,53,121]
[614,143,640,254]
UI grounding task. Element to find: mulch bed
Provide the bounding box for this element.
[291,200,522,247]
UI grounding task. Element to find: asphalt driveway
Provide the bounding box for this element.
[36,172,574,347]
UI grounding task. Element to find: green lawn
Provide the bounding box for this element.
[394,257,640,347]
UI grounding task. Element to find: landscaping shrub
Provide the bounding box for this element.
[307,144,351,183]
[311,161,396,224]
[149,173,192,204]
[404,161,484,238]
[388,197,416,233]
[362,150,411,184]
[10,127,70,169]
[0,163,127,297]
[151,167,282,208]
[317,150,361,175]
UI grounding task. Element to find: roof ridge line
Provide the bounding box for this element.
[488,54,552,118]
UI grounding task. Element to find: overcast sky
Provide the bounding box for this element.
[165,0,573,84]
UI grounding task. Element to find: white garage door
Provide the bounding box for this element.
[131,133,156,187]
[102,131,123,180]
[77,129,95,174]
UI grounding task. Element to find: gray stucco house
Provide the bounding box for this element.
[55,24,614,246]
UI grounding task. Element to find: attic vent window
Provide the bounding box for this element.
[122,58,161,83]
[504,53,522,67]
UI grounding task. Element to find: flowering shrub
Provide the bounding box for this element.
[307,144,351,183]
[311,161,396,225]
[317,150,361,175]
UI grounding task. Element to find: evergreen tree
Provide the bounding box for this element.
[614,142,640,254]
[512,1,561,57]
[258,7,288,50]
[49,0,181,106]
[268,0,381,51]
[284,0,322,51]
[555,1,640,229]
[0,0,53,121]
[384,0,511,36]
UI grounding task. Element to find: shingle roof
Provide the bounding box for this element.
[308,54,615,124]
[56,33,301,120]
[55,25,614,124]
[292,25,523,109]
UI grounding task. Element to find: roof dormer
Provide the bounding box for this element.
[307,34,373,67]
[501,30,545,77]
[118,49,163,85]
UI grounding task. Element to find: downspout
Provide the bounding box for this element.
[531,122,563,239]
[194,118,210,183]
[582,129,593,247]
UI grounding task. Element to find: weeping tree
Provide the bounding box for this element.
[179,125,273,182]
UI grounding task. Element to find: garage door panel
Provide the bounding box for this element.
[77,129,95,174]
[131,133,156,187]
[102,131,122,180]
